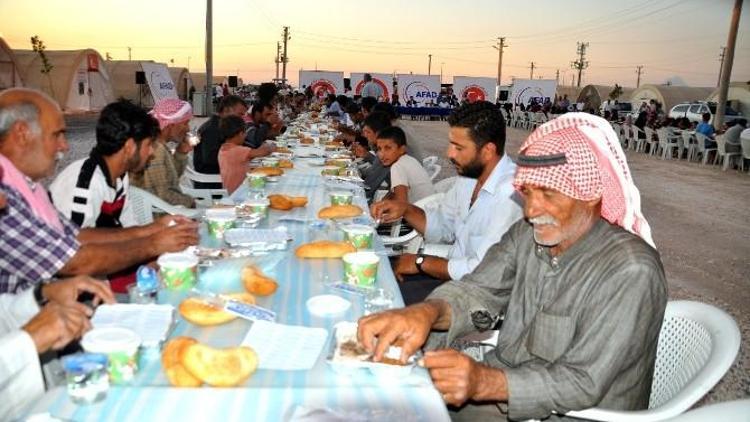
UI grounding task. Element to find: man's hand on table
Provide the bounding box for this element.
[370,200,408,224]
[42,275,116,308]
[394,253,420,282]
[422,349,508,406]
[357,301,440,363]
[150,219,200,254]
[153,215,195,229]
[23,302,93,353]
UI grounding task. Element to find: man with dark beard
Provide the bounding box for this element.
[371,102,522,304]
[51,100,158,228]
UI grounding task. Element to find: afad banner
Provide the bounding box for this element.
[397,74,440,106]
[141,62,178,101]
[299,70,344,98]
[452,76,497,103]
[350,72,392,99]
[510,79,557,106]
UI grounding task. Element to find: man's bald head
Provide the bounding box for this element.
[0,88,67,181]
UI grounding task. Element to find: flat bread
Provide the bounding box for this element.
[182,343,259,387]
[179,293,255,326]
[295,240,356,259]
[162,337,202,387]
[250,167,284,177]
[318,204,363,219]
[241,266,278,296]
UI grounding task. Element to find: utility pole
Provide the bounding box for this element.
[570,41,589,87]
[529,62,536,79]
[717,46,726,87]
[440,62,444,85]
[274,42,281,83]
[127,47,131,61]
[428,54,432,76]
[636,65,643,88]
[281,26,290,85]
[205,0,213,114]
[715,0,743,130]
[492,37,507,86]
[555,69,560,85]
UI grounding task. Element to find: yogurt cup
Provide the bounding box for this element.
[321,166,340,176]
[206,216,236,238]
[341,224,375,249]
[81,327,141,385]
[244,198,270,218]
[329,190,354,206]
[261,157,280,168]
[246,173,267,190]
[342,252,380,287]
[157,252,199,290]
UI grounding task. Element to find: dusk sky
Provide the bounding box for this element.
[2,0,748,88]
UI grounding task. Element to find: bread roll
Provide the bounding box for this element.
[182,343,259,387]
[278,159,293,169]
[179,293,256,326]
[295,240,356,258]
[289,196,308,207]
[250,167,284,177]
[162,337,202,387]
[318,204,363,219]
[241,266,278,296]
[268,194,293,210]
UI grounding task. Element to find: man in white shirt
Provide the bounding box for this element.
[371,102,523,304]
[361,73,384,100]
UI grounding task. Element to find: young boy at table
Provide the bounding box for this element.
[217,115,269,194]
[375,126,435,203]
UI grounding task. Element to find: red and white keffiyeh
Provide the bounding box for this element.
[149,98,192,130]
[514,113,655,248]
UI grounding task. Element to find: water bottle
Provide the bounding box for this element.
[129,265,159,304]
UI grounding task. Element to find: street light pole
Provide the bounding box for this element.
[205,0,213,115]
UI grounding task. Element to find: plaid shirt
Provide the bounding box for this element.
[0,182,80,293]
[129,141,194,207]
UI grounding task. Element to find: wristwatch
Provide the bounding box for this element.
[415,254,426,273]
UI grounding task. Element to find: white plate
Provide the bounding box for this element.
[306,295,351,316]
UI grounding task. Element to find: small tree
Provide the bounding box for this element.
[30,35,56,99]
[608,84,623,101]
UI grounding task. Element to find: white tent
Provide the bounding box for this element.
[0,37,23,90]
[106,60,177,107]
[14,49,115,112]
[629,84,714,111]
[168,67,193,100]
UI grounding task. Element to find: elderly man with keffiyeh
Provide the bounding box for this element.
[130,98,196,207]
[358,113,667,421]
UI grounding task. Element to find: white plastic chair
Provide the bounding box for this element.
[129,186,201,225]
[433,176,457,194]
[644,127,658,155]
[421,156,439,168]
[694,133,717,165]
[739,134,750,172]
[713,134,742,171]
[680,131,696,162]
[565,300,741,422]
[425,163,442,181]
[179,165,228,206]
[656,127,679,160]
[380,192,445,254]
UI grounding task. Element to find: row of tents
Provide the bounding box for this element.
[567,83,750,116]
[0,37,240,112]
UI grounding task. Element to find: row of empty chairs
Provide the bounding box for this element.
[611,123,748,172]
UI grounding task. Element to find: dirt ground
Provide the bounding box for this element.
[401,119,750,404]
[57,115,749,404]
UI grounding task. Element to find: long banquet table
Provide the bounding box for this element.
[23,144,449,421]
